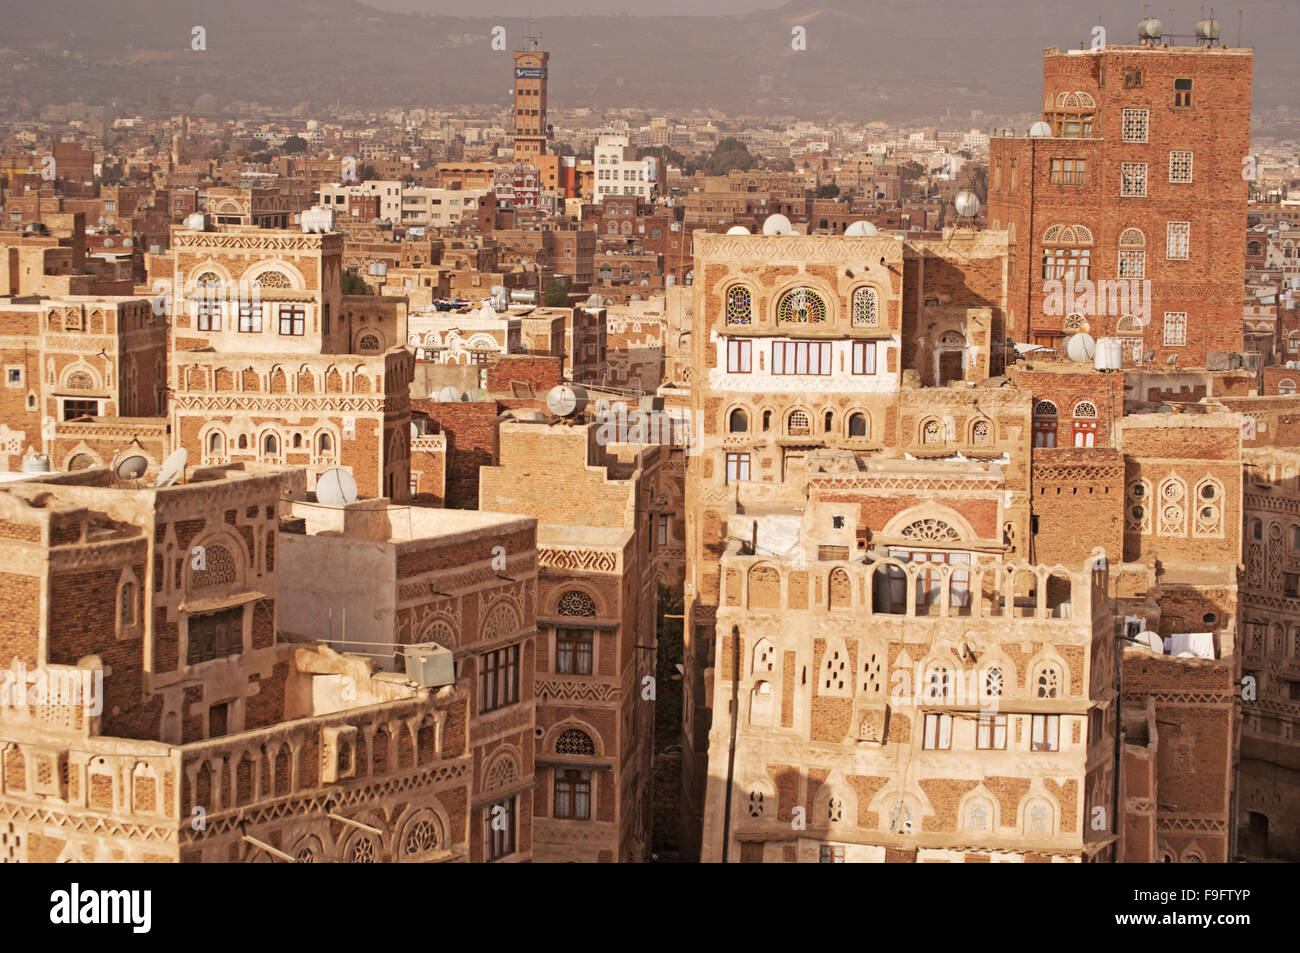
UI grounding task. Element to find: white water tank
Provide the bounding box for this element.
[301,207,334,233]
[21,453,50,473]
[1094,337,1123,371]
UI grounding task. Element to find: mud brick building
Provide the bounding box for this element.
[167,225,413,500]
[0,295,166,472]
[989,36,1252,366]
[1236,448,1300,860]
[702,540,1117,863]
[479,421,659,862]
[276,499,541,863]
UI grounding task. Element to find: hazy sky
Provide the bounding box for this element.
[366,0,786,14]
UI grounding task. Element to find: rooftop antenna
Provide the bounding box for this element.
[1237,8,1243,47]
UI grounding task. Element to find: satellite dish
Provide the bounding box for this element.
[761,213,793,236]
[844,220,879,236]
[435,385,462,403]
[1142,631,1164,654]
[113,452,149,481]
[546,384,588,417]
[1028,121,1052,138]
[316,468,358,505]
[1065,333,1096,362]
[954,191,980,218]
[153,448,187,487]
[1142,350,1156,363]
[726,225,751,235]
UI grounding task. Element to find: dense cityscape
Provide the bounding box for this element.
[0,1,1293,902]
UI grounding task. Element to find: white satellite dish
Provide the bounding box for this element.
[843,220,878,236]
[435,385,462,403]
[316,468,358,505]
[113,452,149,481]
[954,191,980,218]
[1029,121,1052,137]
[1065,333,1096,362]
[546,384,588,417]
[153,448,187,487]
[1142,631,1164,655]
[761,213,793,236]
[726,225,751,235]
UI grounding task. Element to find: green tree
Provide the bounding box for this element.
[702,137,756,176]
[341,272,367,295]
[815,182,841,199]
[281,135,308,154]
[543,280,569,307]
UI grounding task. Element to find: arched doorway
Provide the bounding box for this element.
[935,331,966,385]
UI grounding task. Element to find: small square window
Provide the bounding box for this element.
[6,368,21,386]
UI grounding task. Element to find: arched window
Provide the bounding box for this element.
[761,410,772,431]
[237,434,249,450]
[1035,665,1061,698]
[1041,225,1093,280]
[404,818,441,857]
[848,412,868,437]
[1118,227,1146,278]
[557,590,597,617]
[1157,475,1187,536]
[788,410,810,435]
[1063,313,1086,332]
[292,433,303,449]
[1116,314,1142,334]
[208,431,224,454]
[776,287,827,324]
[119,579,136,627]
[851,287,878,328]
[1033,400,1059,448]
[900,518,959,541]
[1280,378,1297,396]
[728,409,748,433]
[985,667,1003,697]
[824,411,833,433]
[358,333,381,352]
[725,285,752,325]
[972,420,990,444]
[921,419,942,444]
[555,728,596,756]
[254,270,291,289]
[1073,401,1097,418]
[263,433,278,456]
[318,432,333,454]
[1194,478,1224,537]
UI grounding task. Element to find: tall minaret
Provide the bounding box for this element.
[511,28,548,164]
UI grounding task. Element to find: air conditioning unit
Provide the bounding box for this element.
[405,643,455,688]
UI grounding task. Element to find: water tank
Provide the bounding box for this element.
[1195,17,1221,41]
[546,384,588,417]
[21,453,50,473]
[511,289,538,305]
[405,643,455,687]
[1138,16,1163,40]
[301,207,334,234]
[954,191,980,218]
[1094,337,1123,372]
[183,212,209,231]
